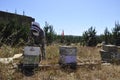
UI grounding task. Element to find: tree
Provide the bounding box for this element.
[103,27,112,44]
[82,27,97,46]
[112,22,120,46]
[96,34,104,44]
[44,22,56,45]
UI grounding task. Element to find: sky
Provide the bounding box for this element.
[0,0,120,36]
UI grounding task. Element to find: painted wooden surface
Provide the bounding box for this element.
[59,46,77,64]
[103,45,117,52]
[23,46,41,65]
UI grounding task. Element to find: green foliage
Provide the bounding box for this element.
[56,35,81,45]
[96,35,104,43]
[64,35,81,45]
[44,21,81,45]
[82,27,97,46]
[103,27,112,44]
[112,22,120,46]
[44,22,57,45]
[1,18,120,47]
[0,20,29,46]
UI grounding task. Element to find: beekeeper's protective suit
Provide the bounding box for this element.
[28,21,46,60]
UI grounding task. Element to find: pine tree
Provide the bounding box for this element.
[44,22,56,45]
[82,27,97,46]
[104,27,111,44]
[112,22,120,46]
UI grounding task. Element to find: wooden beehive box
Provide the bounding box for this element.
[22,46,41,66]
[116,46,120,59]
[100,45,120,62]
[117,46,120,53]
[100,50,112,62]
[103,45,117,52]
[59,46,77,64]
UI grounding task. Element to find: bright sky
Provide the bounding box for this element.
[0,0,120,36]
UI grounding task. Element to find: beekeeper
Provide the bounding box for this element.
[28,21,46,60]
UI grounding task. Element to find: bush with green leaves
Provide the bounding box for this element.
[112,22,120,46]
[0,20,29,46]
[44,22,57,45]
[82,27,97,46]
[103,27,112,44]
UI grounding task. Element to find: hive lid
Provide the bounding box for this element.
[24,46,41,56]
[103,45,117,52]
[59,46,77,56]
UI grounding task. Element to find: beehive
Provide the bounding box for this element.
[117,46,120,53]
[100,45,120,63]
[59,46,77,65]
[100,50,113,62]
[103,45,117,52]
[22,46,41,67]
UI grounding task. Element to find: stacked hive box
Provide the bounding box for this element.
[100,45,120,62]
[22,46,41,68]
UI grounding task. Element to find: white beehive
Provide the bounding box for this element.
[23,46,41,66]
[59,46,77,64]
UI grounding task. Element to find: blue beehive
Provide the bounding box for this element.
[59,46,77,66]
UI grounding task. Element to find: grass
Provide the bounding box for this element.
[0,44,120,80]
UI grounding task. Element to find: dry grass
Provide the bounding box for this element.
[0,44,120,80]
